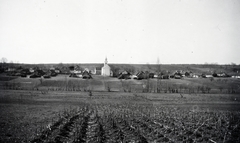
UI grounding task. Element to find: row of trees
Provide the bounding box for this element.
[0,76,238,94]
[121,83,237,94]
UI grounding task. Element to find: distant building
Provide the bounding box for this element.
[29,68,34,73]
[118,71,131,79]
[232,75,240,79]
[192,74,199,78]
[135,71,145,80]
[72,70,81,74]
[82,70,92,79]
[205,73,213,78]
[85,67,96,75]
[101,58,112,76]
[217,72,228,77]
[96,67,102,75]
[7,67,16,72]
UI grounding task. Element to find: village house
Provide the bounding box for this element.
[170,70,183,79]
[29,68,34,73]
[55,68,61,74]
[217,72,228,77]
[158,70,170,79]
[205,74,213,78]
[60,66,70,74]
[134,71,145,80]
[231,71,240,79]
[49,67,61,74]
[201,71,213,78]
[232,75,240,79]
[149,72,155,78]
[7,67,16,72]
[118,70,131,79]
[85,67,96,75]
[185,71,193,77]
[192,74,199,78]
[89,68,96,74]
[82,70,92,79]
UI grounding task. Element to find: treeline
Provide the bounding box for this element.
[1,62,240,75]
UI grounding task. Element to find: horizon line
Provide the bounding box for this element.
[2,62,239,66]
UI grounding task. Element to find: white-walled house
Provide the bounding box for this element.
[205,75,213,78]
[192,74,199,78]
[7,67,16,72]
[29,68,34,73]
[232,75,240,79]
[101,58,112,76]
[73,70,81,74]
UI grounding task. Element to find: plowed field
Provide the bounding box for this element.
[0,90,239,143]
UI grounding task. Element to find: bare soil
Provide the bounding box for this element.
[0,90,240,142]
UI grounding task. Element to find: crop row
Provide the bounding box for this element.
[31,103,240,143]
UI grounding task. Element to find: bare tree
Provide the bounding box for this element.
[0,57,7,63]
[231,62,236,66]
[1,57,7,69]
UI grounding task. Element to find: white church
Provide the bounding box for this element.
[101,57,112,76]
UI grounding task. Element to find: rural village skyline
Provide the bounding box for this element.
[0,0,240,65]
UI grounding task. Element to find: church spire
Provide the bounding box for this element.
[104,57,108,65]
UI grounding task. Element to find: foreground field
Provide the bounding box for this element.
[0,90,240,143]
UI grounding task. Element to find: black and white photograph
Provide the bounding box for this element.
[0,0,240,142]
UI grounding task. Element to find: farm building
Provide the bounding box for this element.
[217,72,229,77]
[118,71,131,79]
[71,70,81,74]
[135,71,145,80]
[185,71,193,77]
[232,75,240,79]
[55,68,61,73]
[34,69,45,76]
[174,75,182,79]
[49,67,61,74]
[205,73,213,78]
[7,67,16,72]
[29,68,34,73]
[192,74,199,78]
[101,58,112,76]
[205,75,213,78]
[169,71,183,79]
[60,67,70,74]
[82,70,92,79]
[231,72,240,79]
[201,71,213,78]
[158,70,170,79]
[83,68,89,73]
[149,73,155,78]
[87,67,96,75]
[133,71,154,79]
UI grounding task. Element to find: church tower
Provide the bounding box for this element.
[101,57,111,76]
[104,57,108,65]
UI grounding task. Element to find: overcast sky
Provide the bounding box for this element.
[0,0,240,64]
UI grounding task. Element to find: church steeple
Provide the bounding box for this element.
[104,57,108,65]
[102,57,111,76]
